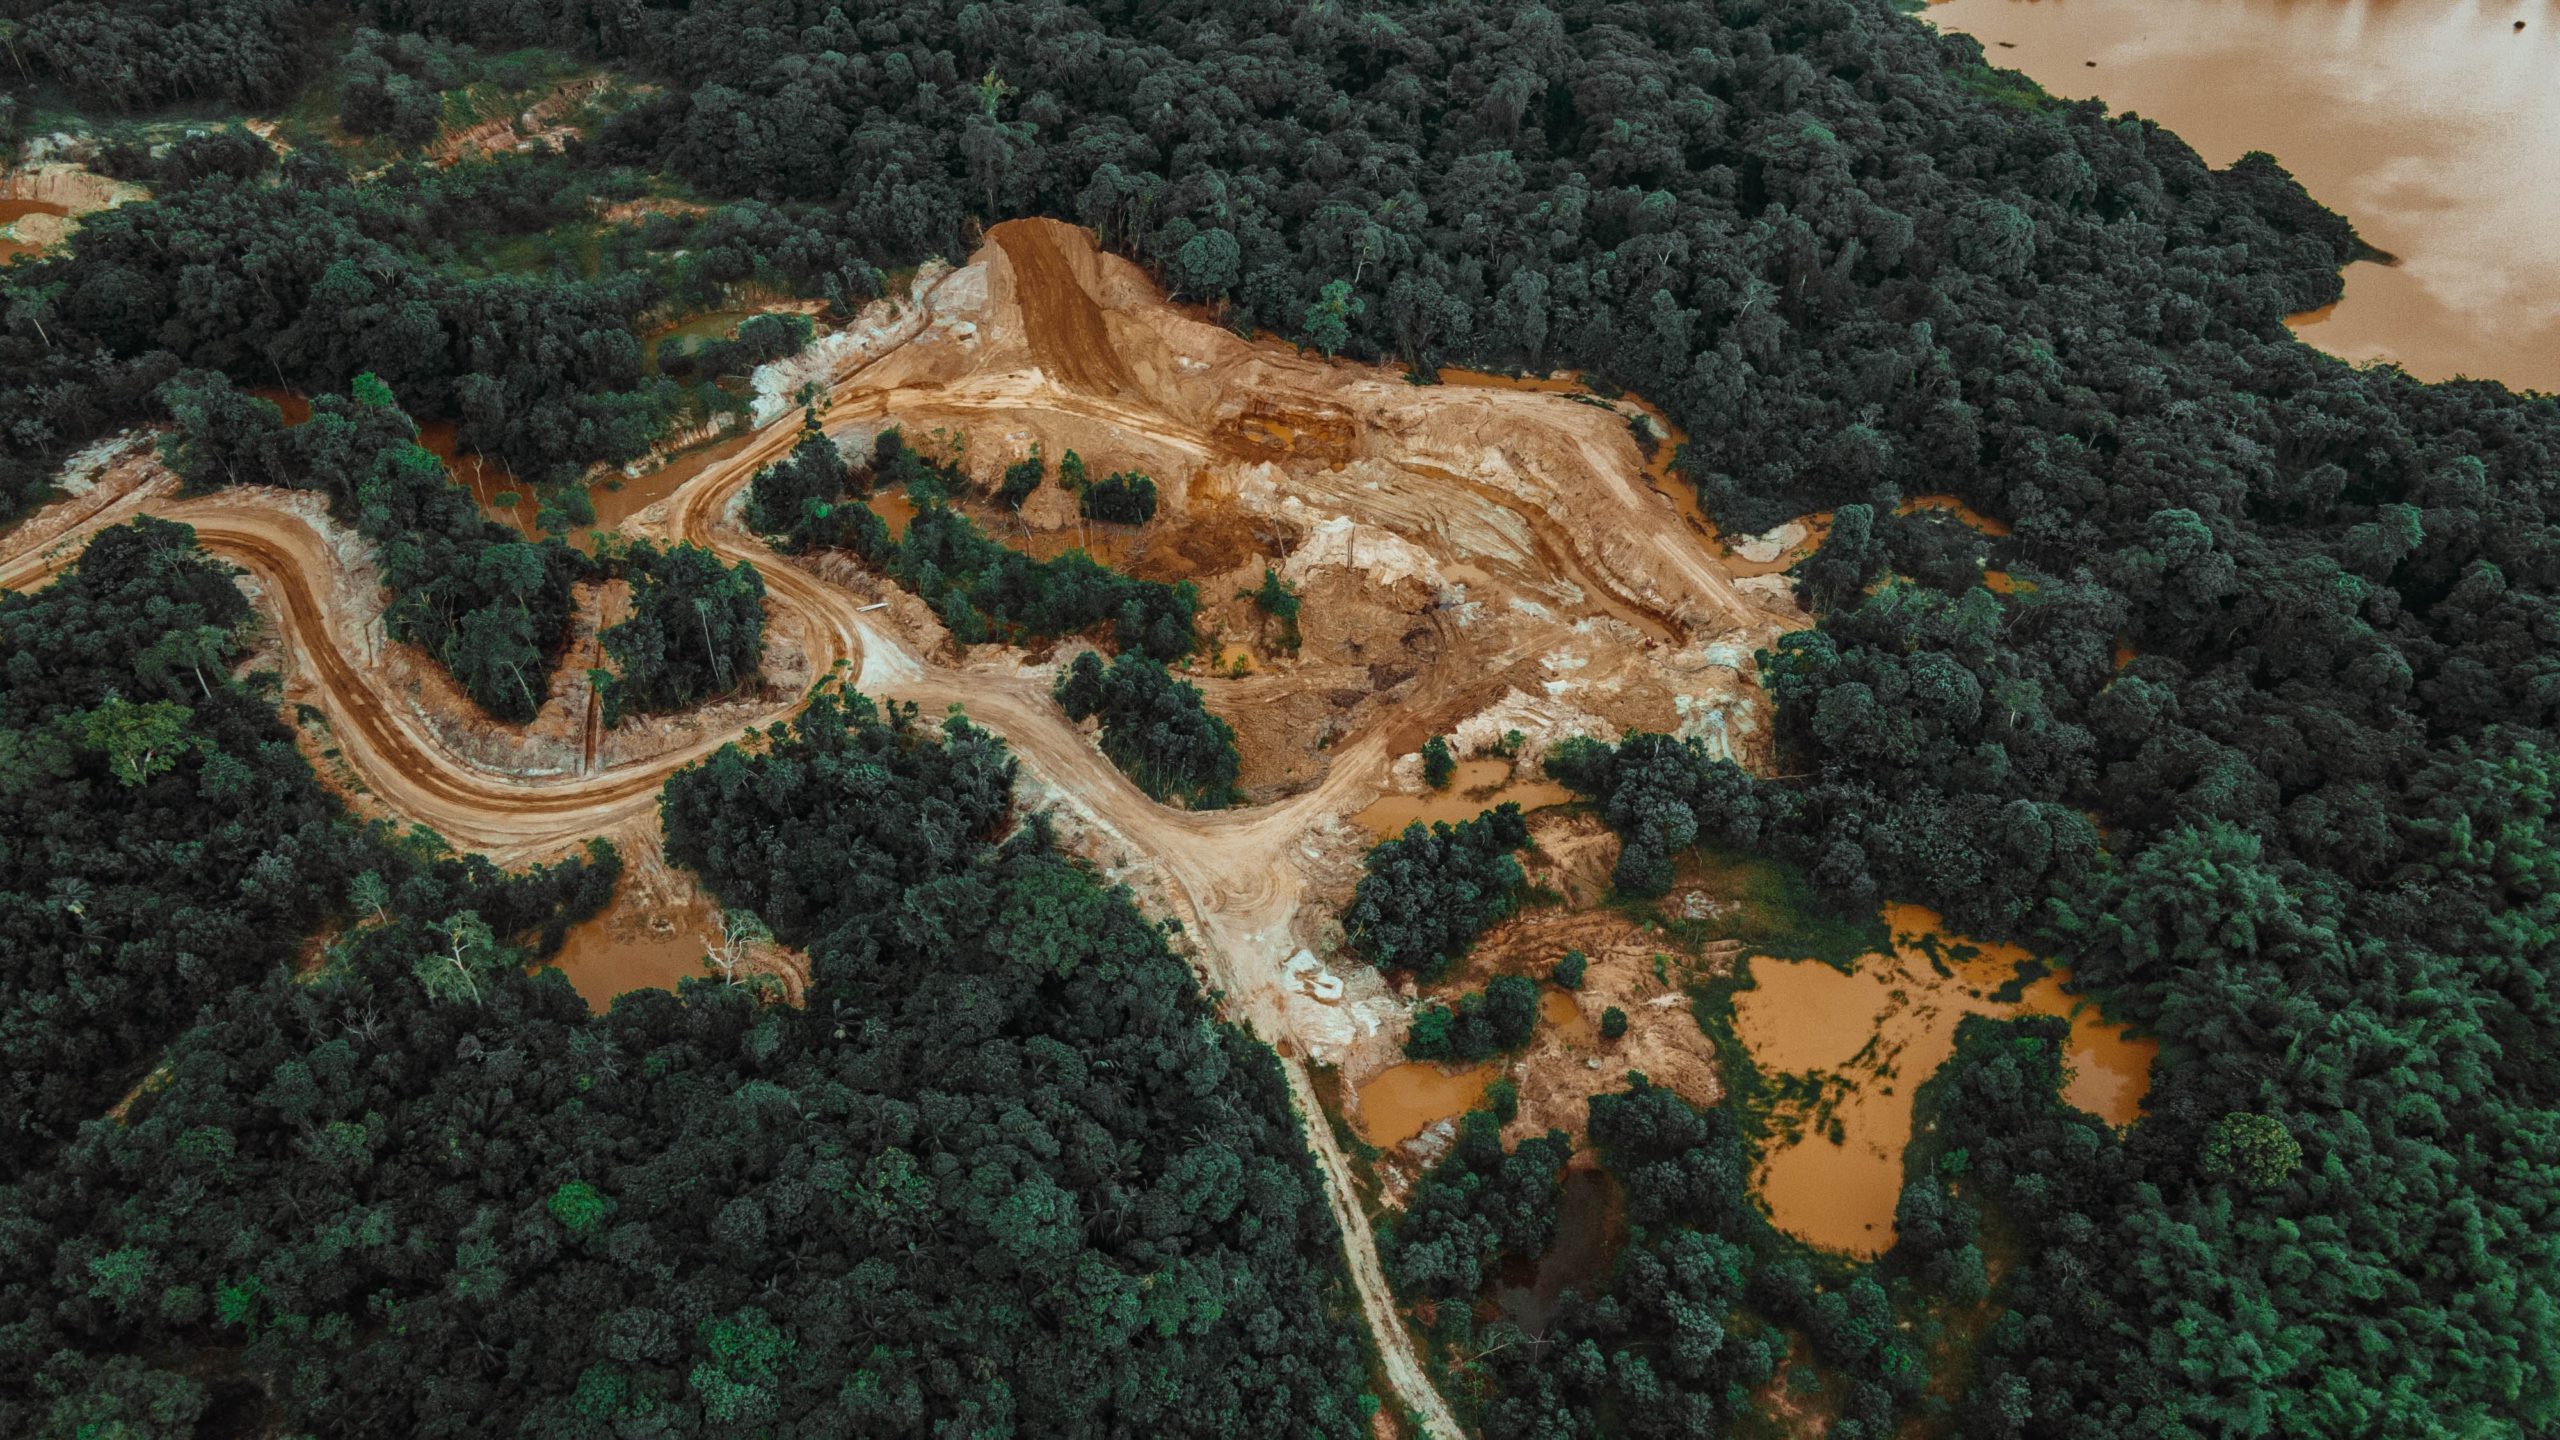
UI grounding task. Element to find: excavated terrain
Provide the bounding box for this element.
[2,218,1819,1440]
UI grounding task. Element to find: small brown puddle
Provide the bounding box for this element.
[868,489,918,542]
[1731,902,2156,1256]
[542,887,721,1013]
[1352,757,1574,839]
[1541,986,1595,1047]
[589,430,757,538]
[1900,492,2012,537]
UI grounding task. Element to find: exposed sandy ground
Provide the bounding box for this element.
[1,219,1823,1440]
[429,77,610,167]
[1,162,149,258]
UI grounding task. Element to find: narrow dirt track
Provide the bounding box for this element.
[0,219,1822,1440]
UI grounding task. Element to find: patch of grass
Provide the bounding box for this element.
[1661,841,1883,970]
[1955,62,2055,113]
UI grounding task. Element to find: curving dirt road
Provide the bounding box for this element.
[0,220,1822,1440]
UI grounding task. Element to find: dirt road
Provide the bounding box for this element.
[0,219,1825,1440]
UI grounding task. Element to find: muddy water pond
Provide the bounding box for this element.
[542,888,721,1013]
[0,197,71,265]
[1929,0,2560,392]
[1353,984,1594,1147]
[1731,902,2155,1256]
[1352,757,1575,839]
[1353,1060,1500,1148]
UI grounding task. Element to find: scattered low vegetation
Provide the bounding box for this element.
[1383,1104,1571,1300]
[749,428,1201,659]
[1240,566,1302,650]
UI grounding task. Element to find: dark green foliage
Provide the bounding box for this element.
[1079,470,1158,525]
[272,377,589,722]
[1241,566,1302,649]
[0,687,1370,1435]
[17,0,312,111]
[2,147,680,528]
[2199,1110,2302,1191]
[752,430,1198,659]
[1599,1007,1628,1042]
[1421,735,1455,789]
[9,0,2559,1426]
[1543,731,1787,902]
[1463,1078,1791,1439]
[1552,949,1587,991]
[894,502,1199,658]
[1052,649,1238,808]
[0,519,349,1176]
[1921,805,2560,1437]
[598,540,766,722]
[0,514,614,1186]
[155,370,290,492]
[996,451,1044,510]
[1404,975,1540,1062]
[338,26,472,142]
[1342,804,1529,981]
[1384,1109,1571,1300]
[819,430,1198,655]
[743,422,864,547]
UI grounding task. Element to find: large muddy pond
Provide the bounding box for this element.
[1731,903,2155,1256]
[542,887,720,1012]
[1928,0,2560,392]
[1353,1059,1501,1148]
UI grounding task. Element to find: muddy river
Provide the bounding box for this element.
[1732,903,2155,1256]
[1928,0,2560,392]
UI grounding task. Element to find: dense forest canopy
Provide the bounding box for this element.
[4,0,2558,1434]
[0,678,1373,1436]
